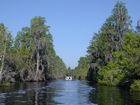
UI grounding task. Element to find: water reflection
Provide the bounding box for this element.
[0,82,57,105]
[0,80,140,105]
[52,80,96,105]
[130,91,140,104]
[89,84,140,105]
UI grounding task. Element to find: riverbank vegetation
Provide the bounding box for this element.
[73,1,140,91]
[1,1,140,91]
[0,16,67,84]
[73,57,89,79]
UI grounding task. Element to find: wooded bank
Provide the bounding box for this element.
[0,16,67,83]
[73,1,140,91]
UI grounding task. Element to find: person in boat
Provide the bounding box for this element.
[69,76,72,80]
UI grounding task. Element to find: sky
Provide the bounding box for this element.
[0,0,140,69]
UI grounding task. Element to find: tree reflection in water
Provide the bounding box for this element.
[88,84,140,105]
[0,80,140,105]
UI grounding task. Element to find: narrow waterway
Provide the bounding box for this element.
[0,80,140,105]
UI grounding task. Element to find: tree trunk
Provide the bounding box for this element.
[0,70,2,81]
[34,50,40,81]
[0,42,6,81]
[36,50,40,74]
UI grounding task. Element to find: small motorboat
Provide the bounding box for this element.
[65,76,72,80]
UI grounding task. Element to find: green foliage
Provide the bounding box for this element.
[98,61,125,86]
[85,1,140,90]
[66,66,72,76]
[130,80,140,91]
[97,29,140,88]
[13,16,67,81]
[0,23,13,81]
[86,1,132,82]
[52,56,67,79]
[73,57,89,80]
[0,16,67,82]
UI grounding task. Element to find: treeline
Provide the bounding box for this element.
[0,16,67,82]
[73,1,140,91]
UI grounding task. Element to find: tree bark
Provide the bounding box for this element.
[34,50,40,81]
[0,42,6,81]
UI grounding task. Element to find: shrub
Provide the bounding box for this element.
[130,80,140,91]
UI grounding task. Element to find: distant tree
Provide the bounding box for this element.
[66,66,71,76]
[73,57,89,79]
[52,55,67,79]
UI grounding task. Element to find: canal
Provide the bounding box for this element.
[0,80,140,105]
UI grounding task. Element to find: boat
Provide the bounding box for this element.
[69,76,72,80]
[65,76,69,80]
[65,76,72,80]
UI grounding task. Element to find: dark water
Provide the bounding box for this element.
[0,80,140,105]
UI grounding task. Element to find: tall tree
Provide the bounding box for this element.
[0,23,13,81]
[87,1,132,81]
[14,16,57,81]
[97,30,140,86]
[30,16,51,81]
[14,26,33,81]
